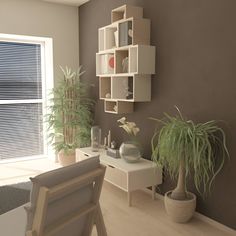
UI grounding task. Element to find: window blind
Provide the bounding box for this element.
[0,41,44,160]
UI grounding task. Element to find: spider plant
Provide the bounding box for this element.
[46,66,94,155]
[150,108,229,200]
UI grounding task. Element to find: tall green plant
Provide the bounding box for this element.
[150,108,229,200]
[46,66,94,154]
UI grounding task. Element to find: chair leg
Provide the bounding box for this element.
[95,204,107,236]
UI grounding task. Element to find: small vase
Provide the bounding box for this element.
[91,126,101,152]
[119,141,141,163]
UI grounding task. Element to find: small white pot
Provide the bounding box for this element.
[164,190,196,223]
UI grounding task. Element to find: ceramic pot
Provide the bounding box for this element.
[164,190,196,223]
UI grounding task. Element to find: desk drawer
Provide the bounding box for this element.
[105,164,127,191]
[76,149,91,162]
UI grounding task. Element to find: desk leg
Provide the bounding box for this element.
[128,192,132,206]
[152,185,156,200]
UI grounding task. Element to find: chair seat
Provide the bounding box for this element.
[0,204,27,236]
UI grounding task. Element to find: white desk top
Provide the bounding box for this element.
[77,147,159,173]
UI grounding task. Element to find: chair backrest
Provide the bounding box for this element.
[25,156,106,236]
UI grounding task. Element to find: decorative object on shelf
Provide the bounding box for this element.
[46,66,94,166]
[111,140,117,149]
[103,137,107,149]
[114,30,118,47]
[91,126,101,152]
[108,55,114,69]
[107,130,111,148]
[150,107,229,223]
[105,93,111,98]
[128,29,133,38]
[100,54,114,74]
[106,148,120,159]
[113,105,118,112]
[96,4,156,114]
[122,56,129,73]
[119,21,132,47]
[117,117,141,163]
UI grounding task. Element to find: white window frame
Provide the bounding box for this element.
[0,33,54,163]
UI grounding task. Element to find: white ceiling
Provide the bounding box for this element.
[42,0,90,6]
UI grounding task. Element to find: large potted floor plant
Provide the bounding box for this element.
[46,66,94,166]
[150,108,229,223]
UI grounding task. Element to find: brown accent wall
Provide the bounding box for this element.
[79,0,236,229]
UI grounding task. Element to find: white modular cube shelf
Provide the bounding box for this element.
[97,45,155,76]
[105,100,133,114]
[97,5,155,114]
[111,5,143,23]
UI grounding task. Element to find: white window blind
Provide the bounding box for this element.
[0,41,44,160]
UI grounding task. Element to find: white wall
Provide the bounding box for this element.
[0,0,79,84]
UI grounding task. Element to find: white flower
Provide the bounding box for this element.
[117,117,126,124]
[132,127,140,136]
[117,117,140,137]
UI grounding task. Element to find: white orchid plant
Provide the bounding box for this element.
[117,117,140,137]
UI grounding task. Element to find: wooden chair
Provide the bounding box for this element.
[0,156,107,236]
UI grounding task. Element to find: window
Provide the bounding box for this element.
[0,34,53,162]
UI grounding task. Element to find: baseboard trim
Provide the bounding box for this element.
[141,188,236,235]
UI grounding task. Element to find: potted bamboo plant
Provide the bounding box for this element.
[150,108,229,223]
[46,66,94,166]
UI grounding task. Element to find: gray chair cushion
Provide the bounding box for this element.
[25,155,100,234]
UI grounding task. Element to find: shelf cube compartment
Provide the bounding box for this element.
[96,53,115,75]
[115,49,129,74]
[105,27,118,50]
[104,100,117,113]
[99,77,111,99]
[110,75,151,102]
[111,76,133,100]
[129,45,156,74]
[105,100,133,114]
[99,26,118,51]
[111,5,143,23]
[132,75,151,101]
[117,18,150,47]
[119,20,133,47]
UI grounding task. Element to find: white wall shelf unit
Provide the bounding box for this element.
[96,4,156,114]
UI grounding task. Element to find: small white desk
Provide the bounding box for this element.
[76,147,162,206]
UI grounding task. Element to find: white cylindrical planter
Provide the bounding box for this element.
[164,191,196,223]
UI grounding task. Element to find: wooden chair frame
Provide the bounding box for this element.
[26,165,107,236]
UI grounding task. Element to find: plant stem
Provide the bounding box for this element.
[171,158,187,200]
